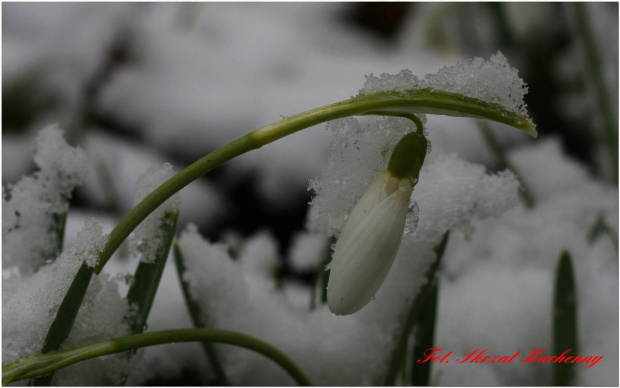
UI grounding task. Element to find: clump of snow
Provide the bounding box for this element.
[360,51,528,116]
[33,126,88,196]
[129,163,180,263]
[237,231,280,287]
[3,125,88,274]
[413,155,521,240]
[509,138,596,202]
[72,217,108,268]
[288,232,327,272]
[180,224,251,328]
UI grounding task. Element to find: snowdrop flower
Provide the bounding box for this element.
[327,130,428,315]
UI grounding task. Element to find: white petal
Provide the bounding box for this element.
[327,180,412,315]
[336,171,399,250]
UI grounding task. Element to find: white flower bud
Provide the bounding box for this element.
[327,171,414,315]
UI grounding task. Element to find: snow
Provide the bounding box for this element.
[435,138,618,385]
[289,232,327,272]
[3,125,88,274]
[72,217,108,268]
[360,51,529,116]
[237,231,280,285]
[413,155,521,241]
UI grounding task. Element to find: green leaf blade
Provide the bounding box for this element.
[382,231,450,385]
[126,210,179,335]
[554,250,578,386]
[33,262,94,385]
[4,329,312,386]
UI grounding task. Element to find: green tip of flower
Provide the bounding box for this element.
[524,121,538,138]
[387,132,428,179]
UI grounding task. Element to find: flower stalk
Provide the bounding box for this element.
[3,329,312,386]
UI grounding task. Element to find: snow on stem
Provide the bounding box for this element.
[2,329,312,386]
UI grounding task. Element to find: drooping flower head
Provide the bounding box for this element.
[327,130,428,315]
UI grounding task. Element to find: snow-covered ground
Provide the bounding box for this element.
[2,3,618,386]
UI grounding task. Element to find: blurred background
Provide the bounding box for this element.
[2,3,618,384]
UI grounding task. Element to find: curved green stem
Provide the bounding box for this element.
[94,90,535,273]
[3,329,312,386]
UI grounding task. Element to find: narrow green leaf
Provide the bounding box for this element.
[554,250,578,386]
[411,276,439,386]
[173,241,229,385]
[33,262,94,385]
[3,328,312,386]
[126,210,179,334]
[573,3,618,184]
[382,231,450,385]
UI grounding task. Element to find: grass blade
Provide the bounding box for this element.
[4,328,312,386]
[554,250,578,386]
[33,262,94,385]
[173,241,229,385]
[126,210,179,334]
[573,3,618,184]
[410,275,439,386]
[382,231,450,385]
